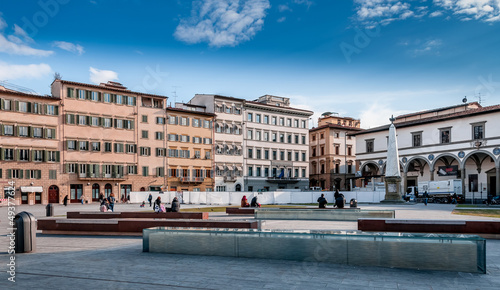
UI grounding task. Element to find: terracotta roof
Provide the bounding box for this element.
[351,103,500,136]
[396,102,481,119]
[54,79,168,99]
[212,94,245,102]
[0,89,60,101]
[245,100,314,115]
[166,107,216,117]
[310,123,363,132]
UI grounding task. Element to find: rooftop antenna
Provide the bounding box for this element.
[172,86,180,105]
[475,92,482,105]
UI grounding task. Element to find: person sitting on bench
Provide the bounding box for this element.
[250,196,261,208]
[241,195,250,207]
[168,197,180,212]
[317,194,328,208]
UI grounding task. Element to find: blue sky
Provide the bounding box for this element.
[1,0,500,128]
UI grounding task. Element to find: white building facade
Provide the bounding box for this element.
[189,94,245,191]
[243,95,313,191]
[353,102,500,201]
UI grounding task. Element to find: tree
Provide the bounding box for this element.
[54,72,62,80]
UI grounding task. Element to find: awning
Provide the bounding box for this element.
[226,144,234,150]
[20,186,43,193]
[236,166,243,171]
[227,166,234,171]
[216,122,224,128]
[235,145,242,151]
[217,165,225,171]
[235,125,242,130]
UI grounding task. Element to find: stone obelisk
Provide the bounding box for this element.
[381,115,404,203]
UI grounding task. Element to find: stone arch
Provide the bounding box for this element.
[431,153,461,171]
[462,150,497,169]
[360,161,380,175]
[404,156,431,173]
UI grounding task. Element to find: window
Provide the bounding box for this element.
[155,132,164,140]
[264,167,269,177]
[280,134,284,143]
[312,147,316,157]
[180,117,189,126]
[256,167,261,177]
[302,120,306,128]
[194,150,201,159]
[4,149,14,160]
[320,133,324,139]
[115,119,123,129]
[347,146,352,156]
[256,114,261,123]
[225,124,232,134]
[272,133,277,142]
[104,118,112,128]
[142,166,149,177]
[92,142,100,151]
[264,132,269,141]
[153,99,162,108]
[141,130,149,139]
[294,119,299,128]
[366,139,374,153]
[67,140,76,150]
[248,113,253,122]
[288,151,292,161]
[264,115,269,124]
[19,126,28,137]
[248,148,253,158]
[104,93,111,103]
[127,165,137,174]
[280,151,285,160]
[180,135,189,142]
[295,135,299,144]
[127,144,137,154]
[91,91,99,101]
[3,99,12,110]
[79,141,89,151]
[256,149,261,159]
[472,123,485,140]
[19,149,29,161]
[78,90,85,99]
[302,169,306,177]
[287,135,292,143]
[46,105,57,115]
[248,166,253,176]
[302,136,306,144]
[3,125,14,136]
[412,132,422,147]
[79,115,86,125]
[114,143,124,153]
[192,119,200,127]
[279,118,284,126]
[295,152,299,161]
[47,151,58,162]
[302,152,306,161]
[203,120,211,128]
[156,117,165,124]
[33,150,43,162]
[116,95,123,104]
[142,115,148,123]
[225,106,232,114]
[104,142,112,152]
[312,135,316,141]
[273,150,277,160]
[205,150,211,159]
[335,145,340,155]
[320,146,325,155]
[247,130,253,140]
[46,128,55,139]
[264,150,269,160]
[91,117,99,126]
[19,102,28,112]
[286,118,291,127]
[140,147,151,156]
[272,116,277,125]
[66,114,75,124]
[440,128,451,144]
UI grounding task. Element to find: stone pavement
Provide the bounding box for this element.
[0,203,499,289]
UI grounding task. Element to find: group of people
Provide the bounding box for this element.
[317,190,345,208]
[241,195,261,208]
[151,195,181,213]
[99,193,116,212]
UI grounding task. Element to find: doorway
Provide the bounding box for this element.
[92,184,100,201]
[121,184,132,202]
[104,183,113,197]
[21,191,28,204]
[489,175,497,196]
[35,192,42,204]
[70,184,83,202]
[48,185,59,203]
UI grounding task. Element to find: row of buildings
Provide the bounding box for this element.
[2,78,499,204]
[1,79,315,205]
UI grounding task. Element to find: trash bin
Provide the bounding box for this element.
[350,198,357,208]
[46,204,54,217]
[14,211,37,253]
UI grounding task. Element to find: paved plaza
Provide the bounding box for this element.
[1,203,500,289]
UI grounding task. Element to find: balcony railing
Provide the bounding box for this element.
[266,177,300,184]
[78,173,127,181]
[180,177,205,183]
[223,175,237,182]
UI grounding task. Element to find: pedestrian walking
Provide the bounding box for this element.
[148,193,153,207]
[423,191,429,206]
[108,193,116,212]
[63,195,68,206]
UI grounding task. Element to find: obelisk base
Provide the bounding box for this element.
[381,176,405,204]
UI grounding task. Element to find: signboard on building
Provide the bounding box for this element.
[437,165,458,176]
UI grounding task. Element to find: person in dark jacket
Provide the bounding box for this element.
[63,195,68,206]
[170,197,180,212]
[98,193,104,204]
[317,194,328,208]
[108,193,115,212]
[148,193,153,207]
[154,196,162,212]
[250,196,261,208]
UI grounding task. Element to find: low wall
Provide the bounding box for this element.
[254,209,395,221]
[143,228,486,273]
[130,191,386,205]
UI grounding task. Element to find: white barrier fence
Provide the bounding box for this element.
[130,191,386,205]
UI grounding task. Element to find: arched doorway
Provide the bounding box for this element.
[92,184,100,201]
[140,187,146,191]
[105,183,112,197]
[462,150,497,202]
[48,185,59,203]
[235,184,242,191]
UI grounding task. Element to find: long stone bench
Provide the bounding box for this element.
[38,218,258,235]
[358,219,500,239]
[143,228,486,273]
[254,208,394,221]
[67,211,208,219]
[225,208,256,215]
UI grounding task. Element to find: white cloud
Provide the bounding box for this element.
[429,10,444,17]
[53,41,85,55]
[174,0,271,47]
[0,62,52,80]
[277,16,286,23]
[434,0,500,22]
[359,102,410,128]
[411,39,442,56]
[278,4,291,12]
[0,14,53,56]
[0,34,53,56]
[89,67,118,84]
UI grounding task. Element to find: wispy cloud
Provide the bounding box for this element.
[52,41,85,55]
[359,102,410,128]
[0,14,53,56]
[409,39,443,56]
[277,16,286,23]
[0,61,52,79]
[174,0,271,47]
[353,0,500,27]
[89,67,118,84]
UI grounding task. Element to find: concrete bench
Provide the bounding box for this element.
[225,208,256,215]
[358,219,500,239]
[67,211,208,219]
[143,228,486,273]
[38,218,258,236]
[254,208,394,221]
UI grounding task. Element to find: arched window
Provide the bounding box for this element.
[140,187,146,191]
[92,184,100,200]
[105,183,112,197]
[235,184,241,191]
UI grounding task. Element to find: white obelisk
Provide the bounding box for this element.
[382,115,404,203]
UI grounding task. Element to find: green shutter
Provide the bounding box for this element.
[43,150,48,162]
[54,106,59,115]
[32,150,36,161]
[0,124,4,136]
[0,98,3,110]
[15,149,19,161]
[15,126,19,136]
[38,170,42,179]
[76,115,80,125]
[15,101,19,111]
[95,164,100,177]
[98,92,102,102]
[99,117,103,126]
[25,170,30,179]
[7,169,12,179]
[0,148,4,160]
[43,104,47,115]
[55,151,60,162]
[86,164,91,177]
[102,165,106,176]
[29,126,33,138]
[65,163,69,173]
[86,90,91,100]
[67,88,72,98]
[19,169,23,179]
[27,102,32,113]
[86,116,91,126]
[51,129,56,139]
[130,120,134,130]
